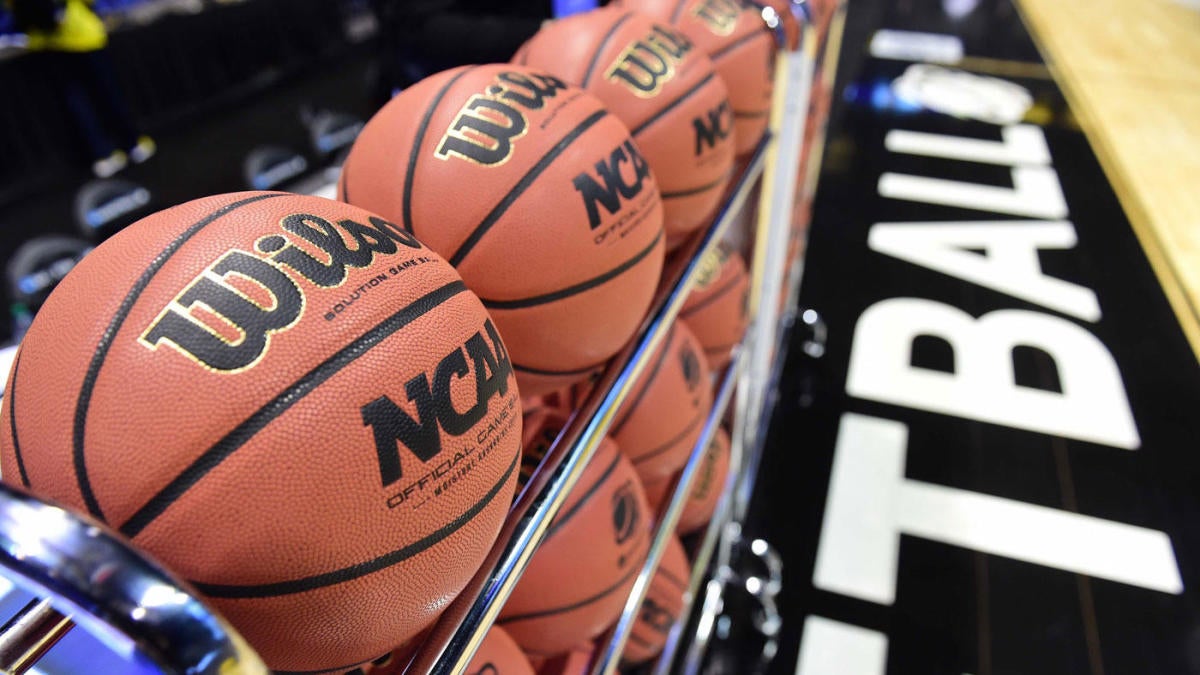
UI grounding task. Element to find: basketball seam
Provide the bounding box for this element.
[610,325,675,436]
[679,270,746,318]
[709,29,769,62]
[512,359,608,377]
[630,72,717,138]
[193,448,518,598]
[497,543,644,624]
[448,109,610,267]
[660,169,733,199]
[405,66,479,236]
[633,411,704,466]
[543,449,623,541]
[480,230,662,310]
[581,11,636,88]
[734,109,770,119]
[72,192,288,522]
[7,350,29,487]
[118,279,471,539]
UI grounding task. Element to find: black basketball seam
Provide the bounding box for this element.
[497,544,644,624]
[118,280,470,539]
[678,270,746,318]
[448,109,610,267]
[734,109,770,119]
[405,66,479,236]
[7,351,30,488]
[660,169,733,199]
[658,567,689,592]
[630,72,717,138]
[633,411,704,466]
[193,448,517,599]
[73,192,287,522]
[669,0,690,23]
[512,359,608,377]
[480,230,662,310]
[709,29,769,62]
[581,11,636,88]
[543,449,622,541]
[610,325,675,436]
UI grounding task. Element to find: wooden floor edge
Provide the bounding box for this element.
[1013,1,1200,365]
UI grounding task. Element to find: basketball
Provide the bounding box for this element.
[611,322,713,483]
[0,192,522,673]
[517,7,736,246]
[623,535,690,664]
[500,413,651,657]
[643,427,731,535]
[340,64,665,398]
[368,626,534,675]
[679,245,750,369]
[619,0,776,155]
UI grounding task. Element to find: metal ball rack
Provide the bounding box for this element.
[0,1,847,673]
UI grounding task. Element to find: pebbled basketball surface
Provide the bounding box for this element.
[341,64,665,396]
[0,192,522,672]
[517,7,736,239]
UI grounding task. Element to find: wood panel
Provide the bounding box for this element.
[1018,0,1200,360]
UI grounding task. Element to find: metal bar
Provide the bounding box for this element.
[0,484,267,675]
[648,353,751,675]
[0,598,72,675]
[588,347,745,675]
[410,140,770,675]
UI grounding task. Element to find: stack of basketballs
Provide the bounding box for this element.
[0,2,776,673]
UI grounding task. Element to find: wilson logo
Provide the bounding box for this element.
[572,140,653,230]
[141,214,421,371]
[693,99,734,155]
[606,25,693,98]
[691,0,741,35]
[362,319,513,488]
[435,71,569,166]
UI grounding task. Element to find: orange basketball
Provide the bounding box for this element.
[679,245,749,369]
[0,193,522,673]
[517,8,735,246]
[611,322,713,483]
[341,64,665,398]
[500,414,651,657]
[620,0,776,155]
[643,427,730,535]
[623,535,690,664]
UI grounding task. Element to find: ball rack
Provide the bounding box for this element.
[0,1,848,673]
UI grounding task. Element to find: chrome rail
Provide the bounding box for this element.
[0,483,267,675]
[409,141,771,675]
[588,347,745,675]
